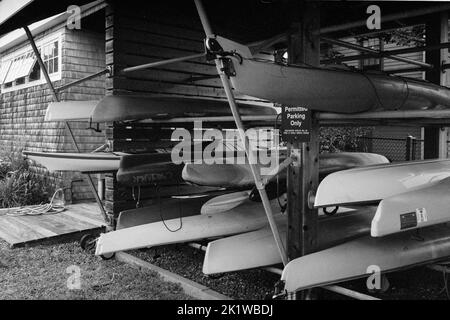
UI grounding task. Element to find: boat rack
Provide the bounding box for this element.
[17,0,450,300]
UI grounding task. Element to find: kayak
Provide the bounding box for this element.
[23,151,124,173]
[371,177,450,237]
[183,152,389,187]
[315,159,450,208]
[90,95,278,122]
[281,224,450,293]
[203,206,376,274]
[95,196,286,256]
[214,36,450,113]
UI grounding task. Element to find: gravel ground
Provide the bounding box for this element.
[133,244,450,300]
[0,239,190,300]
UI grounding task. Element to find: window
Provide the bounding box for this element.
[0,33,61,93]
[360,37,383,71]
[0,60,12,84]
[42,41,58,75]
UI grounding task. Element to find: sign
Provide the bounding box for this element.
[281,106,311,143]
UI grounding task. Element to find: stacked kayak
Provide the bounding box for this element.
[44,95,277,123]
[23,151,124,173]
[182,152,390,187]
[214,36,450,114]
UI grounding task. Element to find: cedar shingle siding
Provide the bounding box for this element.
[0,25,106,202]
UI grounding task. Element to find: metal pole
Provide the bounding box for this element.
[322,42,450,65]
[321,36,433,69]
[317,109,450,120]
[56,68,111,93]
[121,53,206,74]
[23,26,109,224]
[318,3,450,35]
[194,0,288,266]
[323,285,381,300]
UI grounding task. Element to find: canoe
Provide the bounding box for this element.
[116,152,183,186]
[182,152,389,187]
[23,151,124,173]
[95,196,286,256]
[116,194,217,230]
[90,95,278,122]
[371,177,450,237]
[45,101,97,121]
[315,159,450,208]
[215,36,450,113]
[281,224,450,293]
[203,206,376,274]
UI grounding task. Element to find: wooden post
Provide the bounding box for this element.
[424,12,449,159]
[287,2,320,261]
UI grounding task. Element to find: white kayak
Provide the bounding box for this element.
[315,159,450,208]
[95,196,286,256]
[215,36,450,113]
[281,224,450,293]
[183,152,389,187]
[116,194,216,230]
[90,95,277,122]
[45,101,98,121]
[203,206,376,274]
[23,151,124,173]
[371,177,450,237]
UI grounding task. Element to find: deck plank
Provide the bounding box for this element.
[47,212,98,230]
[70,203,105,222]
[0,221,22,245]
[7,216,57,238]
[0,217,47,242]
[0,203,105,246]
[62,210,106,227]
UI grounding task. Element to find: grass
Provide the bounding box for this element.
[0,239,191,300]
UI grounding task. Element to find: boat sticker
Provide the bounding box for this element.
[415,208,428,224]
[400,212,417,230]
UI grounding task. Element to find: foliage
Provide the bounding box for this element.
[0,151,54,208]
[320,127,373,153]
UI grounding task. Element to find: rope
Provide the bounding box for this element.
[4,188,66,216]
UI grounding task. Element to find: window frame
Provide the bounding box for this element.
[0,30,62,93]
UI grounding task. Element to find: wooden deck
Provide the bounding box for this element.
[0,202,106,248]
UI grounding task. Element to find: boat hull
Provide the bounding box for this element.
[281,224,450,293]
[218,36,450,114]
[315,159,450,208]
[372,177,450,237]
[95,197,285,256]
[91,95,277,122]
[45,101,97,121]
[116,153,183,186]
[116,195,216,230]
[203,206,376,274]
[183,152,389,187]
[23,151,123,173]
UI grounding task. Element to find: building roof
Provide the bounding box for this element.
[0,0,96,36]
[0,0,106,53]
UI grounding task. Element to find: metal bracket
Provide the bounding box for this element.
[307,190,316,209]
[106,65,114,77]
[219,58,236,77]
